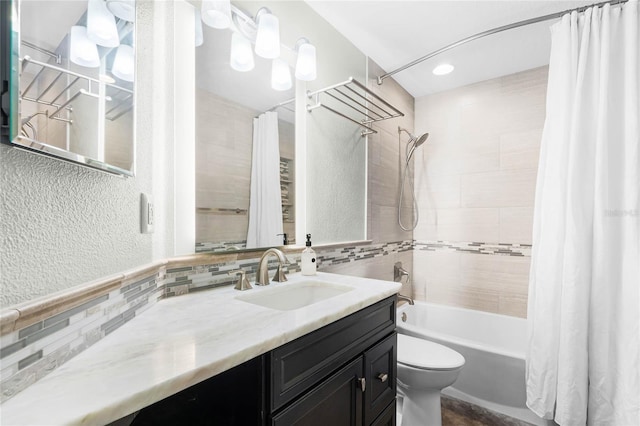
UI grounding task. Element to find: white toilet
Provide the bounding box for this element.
[397,334,465,426]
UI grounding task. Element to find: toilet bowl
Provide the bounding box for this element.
[397,333,465,426]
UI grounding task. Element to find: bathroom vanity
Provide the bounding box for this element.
[0,273,400,425]
[131,296,397,425]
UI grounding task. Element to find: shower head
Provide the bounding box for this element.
[399,126,429,146]
[399,127,429,161]
[412,132,429,147]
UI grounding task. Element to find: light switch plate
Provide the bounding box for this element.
[140,193,154,234]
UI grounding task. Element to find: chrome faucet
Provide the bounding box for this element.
[256,248,288,286]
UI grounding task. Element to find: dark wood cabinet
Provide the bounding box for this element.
[370,399,397,426]
[363,333,397,425]
[272,357,364,426]
[270,331,397,426]
[125,295,397,426]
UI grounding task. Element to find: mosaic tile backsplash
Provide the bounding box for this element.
[0,239,528,402]
[0,273,163,402]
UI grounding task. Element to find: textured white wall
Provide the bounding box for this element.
[295,3,367,245]
[0,1,179,308]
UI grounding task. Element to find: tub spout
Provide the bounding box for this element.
[398,294,414,305]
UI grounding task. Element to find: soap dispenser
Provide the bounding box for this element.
[301,234,317,276]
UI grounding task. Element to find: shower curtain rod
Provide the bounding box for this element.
[376,0,628,85]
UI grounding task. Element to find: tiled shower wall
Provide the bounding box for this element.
[412,66,548,318]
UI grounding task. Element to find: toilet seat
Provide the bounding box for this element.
[398,334,465,371]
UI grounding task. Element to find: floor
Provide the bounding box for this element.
[441,396,535,426]
[398,395,535,426]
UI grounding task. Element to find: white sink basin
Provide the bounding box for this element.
[236,280,355,311]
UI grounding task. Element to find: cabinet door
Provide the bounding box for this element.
[270,296,395,411]
[364,332,397,425]
[271,357,364,426]
[370,401,396,426]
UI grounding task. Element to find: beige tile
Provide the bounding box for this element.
[500,129,542,171]
[416,146,461,178]
[321,250,412,288]
[458,254,530,297]
[413,209,437,241]
[460,169,537,208]
[500,207,534,244]
[413,250,460,300]
[425,285,500,314]
[458,98,504,140]
[498,294,528,318]
[434,208,500,242]
[369,205,412,243]
[415,173,461,209]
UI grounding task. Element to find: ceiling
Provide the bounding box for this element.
[20,1,87,53]
[305,0,595,98]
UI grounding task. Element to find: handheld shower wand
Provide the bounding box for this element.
[398,126,429,231]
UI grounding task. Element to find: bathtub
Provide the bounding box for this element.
[397,301,552,426]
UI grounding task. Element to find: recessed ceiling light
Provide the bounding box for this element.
[433,64,454,76]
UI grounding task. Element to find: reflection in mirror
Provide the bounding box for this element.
[195,1,296,253]
[194,0,369,254]
[3,0,135,176]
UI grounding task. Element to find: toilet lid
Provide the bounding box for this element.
[397,334,465,370]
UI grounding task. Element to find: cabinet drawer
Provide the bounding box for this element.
[269,296,396,411]
[364,332,396,425]
[271,357,363,426]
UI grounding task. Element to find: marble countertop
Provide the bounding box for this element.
[0,272,400,425]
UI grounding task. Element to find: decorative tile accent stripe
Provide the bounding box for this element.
[195,241,248,253]
[317,240,413,267]
[0,272,162,402]
[165,241,413,296]
[413,240,531,257]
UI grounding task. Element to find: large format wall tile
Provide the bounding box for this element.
[412,66,547,318]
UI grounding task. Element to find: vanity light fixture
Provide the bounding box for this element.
[201,0,232,29]
[432,63,454,76]
[69,26,101,68]
[194,9,204,47]
[106,0,135,22]
[254,8,280,59]
[230,32,254,72]
[271,58,292,91]
[112,44,135,82]
[87,0,120,48]
[294,38,316,81]
[197,4,315,87]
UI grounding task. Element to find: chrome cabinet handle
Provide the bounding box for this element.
[358,377,366,392]
[377,373,388,383]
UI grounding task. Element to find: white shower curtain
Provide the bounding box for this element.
[246,111,284,248]
[526,2,639,425]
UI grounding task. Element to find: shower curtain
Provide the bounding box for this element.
[526,2,639,425]
[246,111,284,248]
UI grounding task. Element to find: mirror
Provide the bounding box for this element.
[1,0,136,176]
[195,1,295,252]
[194,0,367,253]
